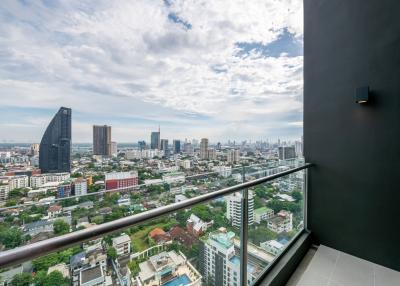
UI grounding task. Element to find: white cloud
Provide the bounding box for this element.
[0,0,303,142]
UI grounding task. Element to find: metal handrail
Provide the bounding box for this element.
[0,163,312,269]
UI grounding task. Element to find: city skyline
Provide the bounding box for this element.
[0,1,303,143]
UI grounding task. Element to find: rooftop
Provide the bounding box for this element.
[209,230,235,249]
[254,206,273,215]
[80,265,103,284]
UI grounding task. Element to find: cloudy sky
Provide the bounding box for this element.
[0,0,303,143]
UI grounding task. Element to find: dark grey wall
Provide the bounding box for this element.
[304,0,400,270]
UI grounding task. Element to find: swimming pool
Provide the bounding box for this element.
[164,274,191,286]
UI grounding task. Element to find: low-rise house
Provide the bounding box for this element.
[98,207,112,215]
[169,226,197,248]
[70,246,107,286]
[267,210,293,233]
[112,234,131,256]
[80,265,105,286]
[117,197,131,207]
[260,240,285,256]
[47,205,62,218]
[175,194,188,203]
[149,228,166,240]
[254,207,274,224]
[186,214,213,237]
[23,220,53,236]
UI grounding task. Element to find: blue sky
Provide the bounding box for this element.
[0,0,303,143]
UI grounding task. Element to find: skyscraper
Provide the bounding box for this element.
[173,140,181,154]
[160,139,169,157]
[150,127,161,150]
[200,138,208,159]
[39,107,71,173]
[93,125,112,156]
[278,146,296,160]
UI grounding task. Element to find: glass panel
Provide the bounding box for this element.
[247,168,306,285]
[0,191,244,286]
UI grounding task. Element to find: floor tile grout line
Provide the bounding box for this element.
[373,264,376,286]
[327,249,340,285]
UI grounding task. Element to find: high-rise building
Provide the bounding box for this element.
[105,171,139,191]
[111,141,117,157]
[227,149,240,164]
[160,139,169,157]
[295,140,303,157]
[93,125,112,156]
[200,138,208,159]
[30,143,39,156]
[199,229,259,286]
[278,146,296,160]
[183,142,194,155]
[57,181,72,198]
[150,128,161,150]
[207,148,216,160]
[160,139,168,151]
[226,191,254,227]
[173,140,181,154]
[39,107,71,173]
[73,178,87,196]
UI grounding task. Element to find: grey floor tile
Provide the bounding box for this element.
[374,264,400,286]
[296,270,329,286]
[306,245,339,278]
[330,252,374,286]
[285,249,317,286]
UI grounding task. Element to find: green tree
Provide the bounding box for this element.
[107,247,117,260]
[33,270,47,286]
[10,272,32,286]
[291,191,303,201]
[5,199,17,207]
[53,219,70,235]
[43,271,68,286]
[32,253,59,271]
[128,260,140,276]
[0,227,23,249]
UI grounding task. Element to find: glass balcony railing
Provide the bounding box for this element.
[0,162,310,286]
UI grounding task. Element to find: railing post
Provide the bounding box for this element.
[240,187,248,286]
[304,167,309,232]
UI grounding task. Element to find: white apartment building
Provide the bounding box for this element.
[212,165,232,178]
[112,234,131,256]
[0,184,9,201]
[227,149,240,164]
[207,148,217,160]
[226,191,254,227]
[8,175,29,190]
[30,172,70,189]
[181,159,191,169]
[201,229,259,286]
[73,178,87,196]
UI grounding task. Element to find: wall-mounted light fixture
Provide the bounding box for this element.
[355,86,369,104]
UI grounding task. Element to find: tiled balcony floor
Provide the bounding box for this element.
[286,245,400,286]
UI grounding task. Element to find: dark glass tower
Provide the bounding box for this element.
[39,107,71,173]
[150,130,160,150]
[93,125,111,156]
